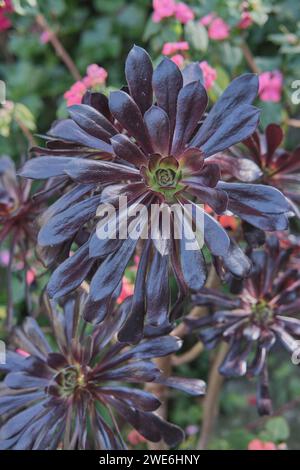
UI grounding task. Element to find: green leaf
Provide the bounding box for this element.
[255,56,282,71]
[251,10,269,26]
[14,102,36,131]
[185,21,208,52]
[116,4,147,38]
[259,101,282,128]
[93,0,124,14]
[143,18,162,41]
[220,43,243,69]
[264,417,290,442]
[12,0,37,15]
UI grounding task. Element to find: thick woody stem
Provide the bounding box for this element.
[146,355,172,450]
[240,41,261,74]
[171,342,204,366]
[197,342,229,450]
[6,233,17,332]
[36,14,81,81]
[171,266,220,339]
[146,266,220,450]
[14,116,37,148]
[286,118,300,128]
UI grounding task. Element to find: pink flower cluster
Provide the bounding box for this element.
[200,12,230,40]
[238,11,253,29]
[64,64,108,106]
[248,439,277,450]
[258,70,283,103]
[175,2,194,23]
[117,276,134,304]
[40,30,52,44]
[162,41,189,55]
[170,54,185,67]
[0,249,36,285]
[199,61,217,90]
[127,429,147,446]
[162,41,189,68]
[0,0,13,31]
[152,0,194,24]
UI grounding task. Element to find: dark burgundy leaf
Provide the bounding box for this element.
[172,80,208,156]
[111,133,148,167]
[47,243,94,299]
[38,195,102,246]
[125,45,153,114]
[146,247,170,326]
[68,104,117,139]
[48,119,113,153]
[182,62,204,86]
[144,106,170,155]
[152,57,183,136]
[109,91,153,154]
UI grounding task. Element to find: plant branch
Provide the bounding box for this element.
[286,118,300,128]
[146,355,172,450]
[171,342,204,366]
[146,266,220,449]
[246,397,300,431]
[197,342,229,450]
[14,116,37,148]
[171,266,220,339]
[35,14,81,81]
[240,41,261,74]
[6,232,17,332]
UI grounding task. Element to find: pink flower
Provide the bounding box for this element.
[162,41,189,55]
[186,425,199,436]
[152,0,176,22]
[127,430,147,446]
[26,268,36,286]
[174,2,194,24]
[199,12,215,26]
[247,394,257,406]
[64,65,107,106]
[16,348,30,358]
[0,0,13,31]
[64,80,87,106]
[83,64,108,88]
[0,250,10,267]
[248,439,277,450]
[199,61,217,90]
[86,64,108,86]
[170,54,185,68]
[259,71,283,102]
[117,277,134,304]
[208,17,230,40]
[238,11,253,29]
[40,30,52,44]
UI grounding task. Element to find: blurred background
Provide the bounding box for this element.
[1,0,300,450]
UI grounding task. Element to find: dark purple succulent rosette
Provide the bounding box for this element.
[0,156,50,328]
[0,291,205,450]
[20,46,291,339]
[213,123,300,216]
[187,236,300,415]
[0,156,40,245]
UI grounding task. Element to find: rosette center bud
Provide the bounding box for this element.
[251,299,274,326]
[141,154,185,202]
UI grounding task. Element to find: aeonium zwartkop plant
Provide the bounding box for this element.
[0,290,205,450]
[0,156,46,329]
[187,236,300,415]
[215,123,300,216]
[242,124,300,218]
[20,46,291,340]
